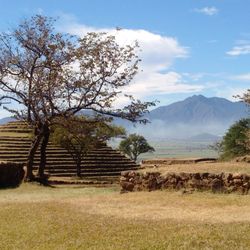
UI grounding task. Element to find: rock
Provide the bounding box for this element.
[192,173,201,180]
[201,172,209,179]
[179,172,190,181]
[121,171,130,177]
[119,170,250,194]
[120,176,127,182]
[121,181,134,192]
[233,179,243,185]
[232,173,242,179]
[0,162,25,188]
[211,178,224,193]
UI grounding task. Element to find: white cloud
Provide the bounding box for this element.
[194,7,219,16]
[226,44,250,56]
[215,87,248,101]
[230,73,250,81]
[61,23,188,72]
[57,17,201,102]
[124,71,203,97]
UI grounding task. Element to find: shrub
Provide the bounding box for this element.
[220,118,250,160]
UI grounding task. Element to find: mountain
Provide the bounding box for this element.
[124,95,249,139]
[0,117,16,125]
[148,95,248,125]
[187,133,221,142]
[0,95,248,139]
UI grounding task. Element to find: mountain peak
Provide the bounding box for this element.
[149,95,248,126]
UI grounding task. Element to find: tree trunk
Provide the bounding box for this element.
[37,123,50,179]
[25,133,43,181]
[25,123,43,181]
[76,158,82,177]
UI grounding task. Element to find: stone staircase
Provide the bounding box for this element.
[0,121,139,183]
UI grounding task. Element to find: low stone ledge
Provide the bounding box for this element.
[141,157,217,166]
[120,171,250,194]
[0,161,25,188]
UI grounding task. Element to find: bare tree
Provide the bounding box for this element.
[0,15,155,181]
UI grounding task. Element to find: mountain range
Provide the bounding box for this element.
[0,95,249,139]
[148,95,247,125]
[124,95,249,139]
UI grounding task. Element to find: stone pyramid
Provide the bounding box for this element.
[0,121,139,180]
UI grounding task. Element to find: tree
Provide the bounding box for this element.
[119,134,155,161]
[237,89,250,105]
[208,141,223,155]
[52,116,125,177]
[220,118,250,160]
[0,15,155,181]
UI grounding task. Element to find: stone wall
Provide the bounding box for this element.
[120,171,250,194]
[0,162,25,188]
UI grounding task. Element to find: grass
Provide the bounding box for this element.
[139,140,219,160]
[142,161,250,174]
[0,183,250,249]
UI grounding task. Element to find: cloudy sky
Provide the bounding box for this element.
[0,0,250,117]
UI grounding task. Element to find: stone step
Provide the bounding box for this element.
[48,171,122,177]
[0,121,138,180]
[46,167,138,173]
[0,157,135,166]
[0,129,33,133]
[0,153,127,159]
[0,151,128,157]
[0,137,32,142]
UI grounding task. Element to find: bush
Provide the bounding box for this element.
[0,162,25,188]
[220,118,250,160]
[119,134,155,161]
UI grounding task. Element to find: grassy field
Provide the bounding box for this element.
[1,183,250,250]
[142,161,250,174]
[138,140,218,160]
[110,139,219,161]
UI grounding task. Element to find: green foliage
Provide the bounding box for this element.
[220,118,250,160]
[119,133,155,161]
[52,116,125,176]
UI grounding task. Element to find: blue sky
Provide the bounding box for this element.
[0,0,250,118]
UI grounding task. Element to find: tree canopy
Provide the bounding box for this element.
[0,15,155,181]
[52,116,125,176]
[119,133,155,161]
[219,118,250,160]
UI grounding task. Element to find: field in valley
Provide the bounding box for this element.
[110,139,218,162]
[1,182,250,250]
[137,140,219,161]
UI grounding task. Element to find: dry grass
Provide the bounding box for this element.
[0,184,250,249]
[142,161,250,174]
[66,190,250,224]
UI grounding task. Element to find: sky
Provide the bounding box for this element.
[0,0,250,118]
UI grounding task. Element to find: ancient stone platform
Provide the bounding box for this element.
[0,121,139,182]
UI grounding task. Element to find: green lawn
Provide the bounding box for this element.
[0,184,250,250]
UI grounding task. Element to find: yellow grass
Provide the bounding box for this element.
[0,184,250,249]
[142,161,250,174]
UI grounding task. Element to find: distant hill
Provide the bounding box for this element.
[0,117,16,125]
[121,95,249,139]
[187,133,221,142]
[148,95,248,125]
[0,95,248,139]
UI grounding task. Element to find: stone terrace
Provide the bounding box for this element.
[0,121,139,183]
